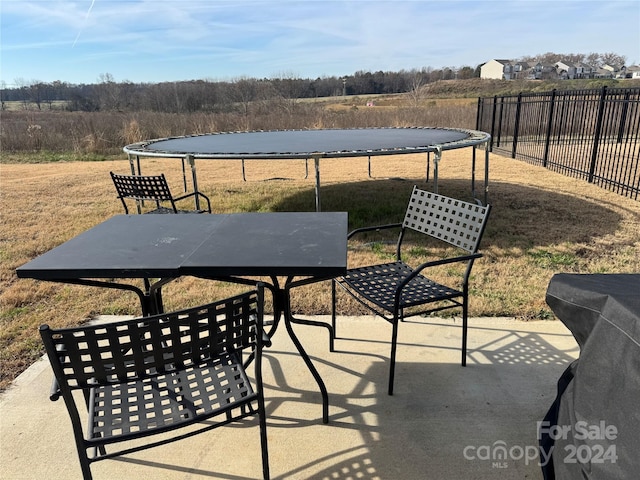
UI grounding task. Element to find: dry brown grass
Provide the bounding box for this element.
[2,151,639,390]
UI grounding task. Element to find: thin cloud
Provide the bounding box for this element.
[72,0,96,48]
[1,0,638,84]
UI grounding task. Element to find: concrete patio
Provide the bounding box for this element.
[1,315,578,479]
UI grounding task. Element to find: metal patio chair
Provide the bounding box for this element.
[110,171,211,214]
[40,286,270,480]
[332,186,491,395]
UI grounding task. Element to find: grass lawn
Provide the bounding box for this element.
[1,149,639,390]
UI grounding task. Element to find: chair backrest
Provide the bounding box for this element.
[40,288,263,391]
[403,186,491,254]
[110,172,176,213]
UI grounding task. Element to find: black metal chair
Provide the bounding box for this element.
[40,286,270,480]
[332,186,491,395]
[110,171,212,214]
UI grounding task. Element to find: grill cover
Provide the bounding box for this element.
[542,274,640,479]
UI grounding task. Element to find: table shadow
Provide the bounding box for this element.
[258,318,578,479]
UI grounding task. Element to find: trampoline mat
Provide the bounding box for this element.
[133,128,482,158]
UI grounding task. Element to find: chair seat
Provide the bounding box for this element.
[88,352,256,445]
[145,207,209,214]
[341,261,462,312]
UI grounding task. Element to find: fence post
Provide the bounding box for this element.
[543,89,557,168]
[490,96,498,151]
[617,90,630,143]
[588,86,608,183]
[512,92,522,159]
[497,96,504,148]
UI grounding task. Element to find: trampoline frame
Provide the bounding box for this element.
[123,127,491,211]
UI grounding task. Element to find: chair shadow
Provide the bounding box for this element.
[260,318,577,479]
[104,318,577,479]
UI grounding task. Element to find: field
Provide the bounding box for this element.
[2,148,639,391]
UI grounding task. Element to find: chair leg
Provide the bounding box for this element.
[78,450,93,480]
[330,280,337,352]
[258,400,270,480]
[461,297,468,367]
[388,318,400,396]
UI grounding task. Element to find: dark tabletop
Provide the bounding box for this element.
[16,213,348,281]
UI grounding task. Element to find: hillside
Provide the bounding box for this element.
[422,78,640,98]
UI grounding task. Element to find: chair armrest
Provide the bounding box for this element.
[413,252,483,272]
[397,253,483,291]
[391,252,483,308]
[172,191,212,213]
[348,223,402,240]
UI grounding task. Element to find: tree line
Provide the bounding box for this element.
[1,51,626,114]
[1,67,476,113]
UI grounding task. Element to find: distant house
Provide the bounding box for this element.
[533,63,558,80]
[603,63,622,73]
[574,63,595,79]
[555,61,577,79]
[626,65,640,79]
[513,62,533,79]
[480,59,513,80]
[602,64,628,78]
[480,58,629,81]
[481,58,558,80]
[593,68,614,79]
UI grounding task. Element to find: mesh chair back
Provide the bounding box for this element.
[41,291,261,390]
[111,172,175,203]
[403,186,490,253]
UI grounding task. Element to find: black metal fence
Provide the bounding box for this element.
[476,86,640,200]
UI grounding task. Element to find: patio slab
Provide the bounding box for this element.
[1,315,578,479]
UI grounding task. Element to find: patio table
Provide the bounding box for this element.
[541,273,640,479]
[16,212,348,423]
[123,127,491,211]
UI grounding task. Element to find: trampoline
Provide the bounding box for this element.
[123,127,491,211]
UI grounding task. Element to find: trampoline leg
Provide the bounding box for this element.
[484,143,490,205]
[433,146,442,194]
[313,155,321,212]
[186,155,200,211]
[425,152,430,183]
[472,146,477,200]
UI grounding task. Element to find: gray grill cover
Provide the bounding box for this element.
[542,273,640,479]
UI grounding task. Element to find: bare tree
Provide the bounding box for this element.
[13,78,30,110]
[29,81,46,110]
[520,52,628,69]
[94,73,122,110]
[406,72,427,107]
[457,66,476,80]
[0,80,6,110]
[600,52,627,68]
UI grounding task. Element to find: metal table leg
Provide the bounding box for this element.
[283,277,331,424]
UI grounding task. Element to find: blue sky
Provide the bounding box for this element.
[1,0,638,86]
